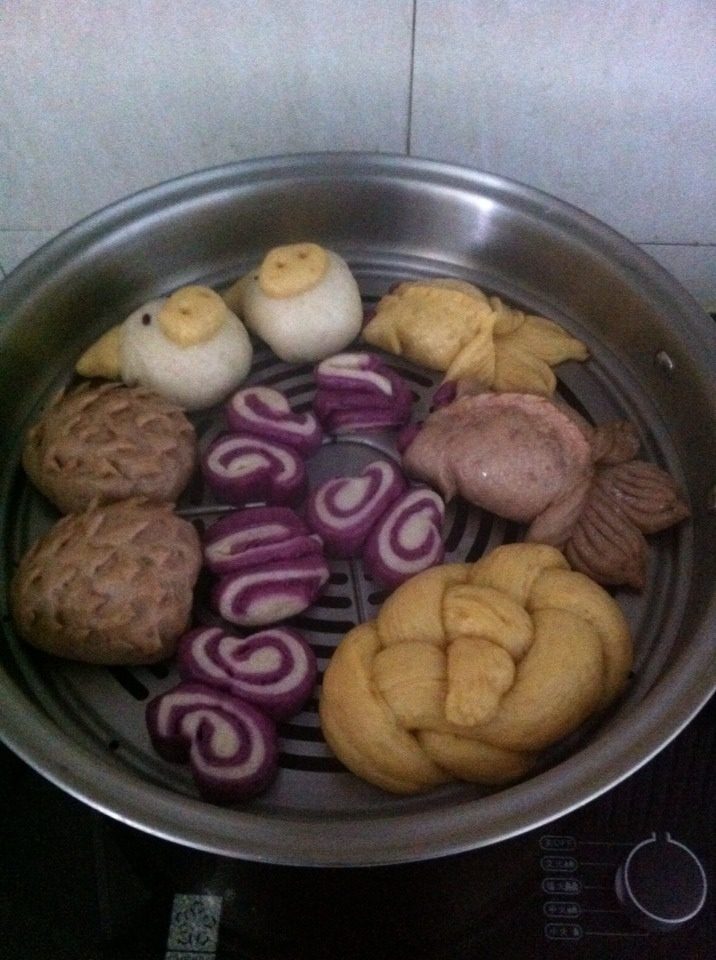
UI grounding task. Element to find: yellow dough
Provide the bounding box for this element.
[258,242,329,298]
[320,543,632,794]
[157,286,228,346]
[362,279,589,396]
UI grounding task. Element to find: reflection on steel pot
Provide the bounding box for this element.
[0,153,714,866]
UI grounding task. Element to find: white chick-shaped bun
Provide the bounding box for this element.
[225,243,363,363]
[76,286,253,410]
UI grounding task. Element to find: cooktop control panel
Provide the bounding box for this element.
[1,692,713,959]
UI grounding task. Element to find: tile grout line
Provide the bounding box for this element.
[405,0,417,156]
[638,241,716,247]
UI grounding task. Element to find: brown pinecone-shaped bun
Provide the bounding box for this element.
[22,382,197,514]
[10,499,202,665]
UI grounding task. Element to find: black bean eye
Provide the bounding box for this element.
[141,313,151,325]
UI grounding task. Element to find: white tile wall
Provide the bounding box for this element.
[408,0,715,306]
[0,1,413,228]
[1,0,714,305]
[640,243,716,310]
[0,230,56,278]
[410,0,715,241]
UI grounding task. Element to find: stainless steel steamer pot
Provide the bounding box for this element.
[0,153,714,867]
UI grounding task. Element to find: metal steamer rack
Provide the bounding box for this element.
[0,154,714,868]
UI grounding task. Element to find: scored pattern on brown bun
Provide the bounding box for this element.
[22,382,197,514]
[10,499,202,665]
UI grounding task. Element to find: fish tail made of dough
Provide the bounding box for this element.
[591,460,691,534]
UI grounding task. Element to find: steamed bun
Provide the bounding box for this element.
[76,285,253,411]
[225,243,363,363]
[121,295,252,409]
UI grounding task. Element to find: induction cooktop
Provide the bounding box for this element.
[2,686,712,960]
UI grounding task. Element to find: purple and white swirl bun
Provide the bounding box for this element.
[225,386,323,456]
[313,352,413,433]
[203,506,322,576]
[305,459,406,558]
[145,681,278,802]
[363,487,445,590]
[201,433,306,506]
[213,554,330,626]
[177,626,317,720]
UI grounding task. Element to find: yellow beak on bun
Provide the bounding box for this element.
[75,325,123,379]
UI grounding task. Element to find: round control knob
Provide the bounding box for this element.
[615,832,708,932]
